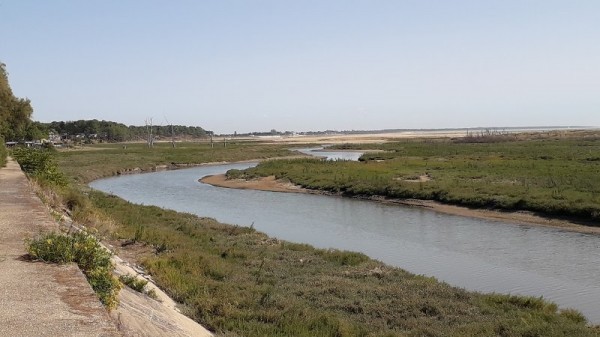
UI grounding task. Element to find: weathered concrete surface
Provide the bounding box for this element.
[111,256,213,337]
[0,158,121,337]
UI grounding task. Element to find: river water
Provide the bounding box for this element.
[90,150,600,323]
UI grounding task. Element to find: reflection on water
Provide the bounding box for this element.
[296,147,365,161]
[90,156,600,323]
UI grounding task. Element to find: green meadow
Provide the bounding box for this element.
[14,136,597,336]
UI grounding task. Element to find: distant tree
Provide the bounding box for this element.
[24,121,47,141]
[39,119,210,142]
[105,124,127,141]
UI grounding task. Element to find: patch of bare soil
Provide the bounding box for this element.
[400,174,432,183]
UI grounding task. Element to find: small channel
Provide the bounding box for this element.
[90,150,600,323]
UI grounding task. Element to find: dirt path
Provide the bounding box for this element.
[0,158,121,337]
[201,174,600,235]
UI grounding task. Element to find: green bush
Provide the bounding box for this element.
[225,168,245,179]
[0,140,6,167]
[120,274,148,292]
[11,147,67,186]
[27,230,121,309]
[119,274,158,299]
[27,231,75,263]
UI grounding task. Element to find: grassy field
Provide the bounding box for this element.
[89,191,597,336]
[42,139,600,336]
[55,141,296,183]
[229,132,600,223]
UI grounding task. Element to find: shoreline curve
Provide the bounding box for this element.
[200,174,600,235]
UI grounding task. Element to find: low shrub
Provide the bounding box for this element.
[561,308,589,324]
[225,168,245,179]
[318,249,370,266]
[485,294,555,312]
[61,187,89,213]
[0,140,7,167]
[120,274,148,292]
[12,147,67,186]
[119,274,157,299]
[27,230,121,309]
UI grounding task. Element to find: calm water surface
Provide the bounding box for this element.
[90,152,600,322]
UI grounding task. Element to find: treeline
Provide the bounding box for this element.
[0,63,35,142]
[0,63,210,147]
[43,120,210,142]
[1,63,36,165]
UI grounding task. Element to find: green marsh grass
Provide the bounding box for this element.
[119,274,158,299]
[233,133,600,222]
[48,136,600,336]
[85,191,598,336]
[56,141,295,183]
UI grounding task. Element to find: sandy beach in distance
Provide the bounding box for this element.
[201,173,600,235]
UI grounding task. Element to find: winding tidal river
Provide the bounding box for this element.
[90,150,600,323]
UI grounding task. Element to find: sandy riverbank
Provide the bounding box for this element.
[201,174,600,235]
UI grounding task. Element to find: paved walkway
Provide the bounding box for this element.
[0,158,121,337]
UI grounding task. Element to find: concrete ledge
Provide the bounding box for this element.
[0,158,120,336]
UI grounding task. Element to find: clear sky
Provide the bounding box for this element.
[1,1,599,133]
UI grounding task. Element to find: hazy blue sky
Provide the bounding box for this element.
[1,1,599,133]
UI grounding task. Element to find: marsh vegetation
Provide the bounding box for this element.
[86,190,598,336]
[32,137,598,336]
[230,132,600,223]
[56,142,296,183]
